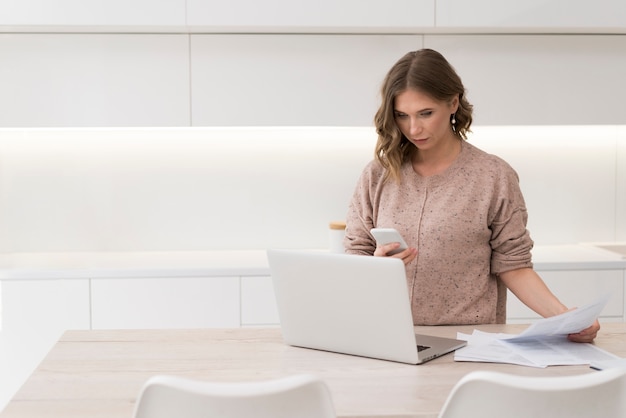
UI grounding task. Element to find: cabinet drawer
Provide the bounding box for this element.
[240,276,279,326]
[91,276,240,329]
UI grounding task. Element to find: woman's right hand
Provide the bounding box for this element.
[374,243,418,265]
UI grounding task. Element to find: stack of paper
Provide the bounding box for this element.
[590,358,626,370]
[454,294,621,368]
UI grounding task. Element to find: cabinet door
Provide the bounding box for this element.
[0,34,190,127]
[90,277,240,329]
[436,0,626,30]
[187,0,434,31]
[1,279,90,334]
[240,276,279,326]
[0,279,89,412]
[424,35,626,126]
[618,133,626,241]
[506,270,625,323]
[190,34,421,127]
[0,0,186,26]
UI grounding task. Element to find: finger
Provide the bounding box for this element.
[385,242,405,256]
[568,330,598,343]
[374,242,400,257]
[568,335,595,343]
[397,248,418,264]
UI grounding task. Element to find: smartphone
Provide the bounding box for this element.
[370,228,409,255]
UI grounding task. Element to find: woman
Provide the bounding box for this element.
[344,49,599,343]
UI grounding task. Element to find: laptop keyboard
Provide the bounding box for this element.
[417,344,430,352]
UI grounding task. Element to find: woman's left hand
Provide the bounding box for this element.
[567,319,600,343]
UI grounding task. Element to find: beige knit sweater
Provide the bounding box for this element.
[344,141,534,325]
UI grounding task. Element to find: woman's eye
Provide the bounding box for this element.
[394,113,407,119]
[420,111,433,117]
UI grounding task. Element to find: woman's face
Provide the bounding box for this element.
[393,88,458,151]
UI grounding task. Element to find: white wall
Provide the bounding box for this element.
[470,126,624,245]
[0,127,377,252]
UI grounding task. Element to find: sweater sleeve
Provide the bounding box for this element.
[343,161,381,255]
[489,162,534,274]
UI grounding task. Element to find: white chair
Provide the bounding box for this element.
[132,374,336,418]
[438,368,626,418]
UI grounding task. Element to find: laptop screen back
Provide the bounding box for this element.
[267,249,421,364]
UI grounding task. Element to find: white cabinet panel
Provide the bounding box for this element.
[506,270,624,322]
[423,35,626,125]
[190,34,420,126]
[1,279,90,334]
[241,276,279,326]
[91,277,240,329]
[617,128,626,241]
[436,0,626,30]
[0,279,89,414]
[0,34,190,127]
[187,0,434,31]
[0,0,186,26]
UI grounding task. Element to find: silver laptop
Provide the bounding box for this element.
[267,249,466,365]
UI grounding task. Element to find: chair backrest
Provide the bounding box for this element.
[132,374,336,418]
[438,368,626,418]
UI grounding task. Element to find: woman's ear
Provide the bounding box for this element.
[450,95,460,113]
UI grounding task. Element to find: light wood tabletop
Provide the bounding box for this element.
[2,323,625,418]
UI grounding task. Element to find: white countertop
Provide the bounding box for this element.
[531,244,626,270]
[0,244,624,280]
[0,250,272,280]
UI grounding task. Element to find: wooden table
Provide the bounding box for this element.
[2,323,625,418]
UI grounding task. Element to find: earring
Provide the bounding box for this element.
[451,113,457,133]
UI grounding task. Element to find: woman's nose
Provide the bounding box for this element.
[409,119,422,135]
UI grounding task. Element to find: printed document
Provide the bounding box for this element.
[454,294,621,367]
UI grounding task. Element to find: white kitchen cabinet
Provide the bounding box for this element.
[187,0,434,32]
[0,0,186,27]
[0,34,190,127]
[0,279,89,413]
[240,276,280,326]
[436,0,626,31]
[506,269,625,323]
[1,279,90,334]
[617,130,626,242]
[190,34,421,126]
[90,277,240,329]
[424,35,626,125]
[4,0,626,34]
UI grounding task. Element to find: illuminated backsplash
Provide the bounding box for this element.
[0,125,623,252]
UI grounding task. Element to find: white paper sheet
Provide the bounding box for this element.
[456,331,542,367]
[590,358,626,370]
[454,294,620,367]
[504,293,610,342]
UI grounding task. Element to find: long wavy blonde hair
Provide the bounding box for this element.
[374,49,473,182]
